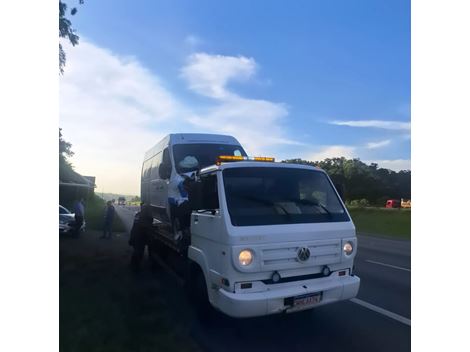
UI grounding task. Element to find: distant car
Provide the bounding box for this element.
[59,205,86,234]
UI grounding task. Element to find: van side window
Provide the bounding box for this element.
[150,152,162,179]
[142,159,152,179]
[201,174,219,210]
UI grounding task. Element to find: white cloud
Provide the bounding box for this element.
[307,145,358,161]
[186,98,295,154]
[60,41,295,194]
[184,35,203,48]
[330,119,411,130]
[60,40,185,195]
[60,41,410,194]
[180,52,299,155]
[366,139,391,149]
[180,53,257,99]
[364,159,411,171]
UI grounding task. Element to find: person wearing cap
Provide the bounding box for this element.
[168,156,198,241]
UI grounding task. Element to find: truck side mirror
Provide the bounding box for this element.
[334,183,344,201]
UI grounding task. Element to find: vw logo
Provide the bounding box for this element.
[297,247,311,262]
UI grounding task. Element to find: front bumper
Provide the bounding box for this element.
[213,274,360,318]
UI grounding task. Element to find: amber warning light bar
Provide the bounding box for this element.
[216,155,275,165]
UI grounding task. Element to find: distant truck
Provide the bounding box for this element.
[400,198,411,208]
[139,133,360,318]
[385,199,401,208]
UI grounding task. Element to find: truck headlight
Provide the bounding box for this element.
[343,242,353,256]
[238,249,254,266]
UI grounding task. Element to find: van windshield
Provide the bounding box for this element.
[173,144,247,173]
[223,167,350,226]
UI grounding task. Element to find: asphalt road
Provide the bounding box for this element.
[115,205,411,352]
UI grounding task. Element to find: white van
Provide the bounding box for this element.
[141,133,247,228]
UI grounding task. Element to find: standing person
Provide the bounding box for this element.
[73,198,85,237]
[168,156,198,241]
[129,203,153,272]
[101,201,115,239]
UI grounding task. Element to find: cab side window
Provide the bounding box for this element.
[201,174,219,210]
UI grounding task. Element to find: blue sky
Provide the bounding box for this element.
[60,0,410,194]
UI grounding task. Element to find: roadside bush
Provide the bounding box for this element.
[349,198,370,208]
[84,195,126,232]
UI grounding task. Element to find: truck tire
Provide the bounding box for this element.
[186,263,214,323]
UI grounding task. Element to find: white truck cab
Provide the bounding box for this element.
[184,157,360,318]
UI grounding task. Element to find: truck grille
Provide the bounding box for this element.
[260,239,341,270]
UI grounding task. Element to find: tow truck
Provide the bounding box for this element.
[144,154,360,318]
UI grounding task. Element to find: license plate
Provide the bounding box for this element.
[293,292,322,308]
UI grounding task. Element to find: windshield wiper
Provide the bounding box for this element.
[235,195,293,219]
[287,198,332,217]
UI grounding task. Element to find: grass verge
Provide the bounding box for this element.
[60,230,202,352]
[347,207,411,240]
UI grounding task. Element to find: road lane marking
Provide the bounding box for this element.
[365,259,411,272]
[350,298,411,326]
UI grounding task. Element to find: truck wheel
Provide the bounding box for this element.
[187,265,214,322]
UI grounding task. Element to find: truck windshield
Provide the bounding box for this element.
[173,144,247,173]
[223,167,350,226]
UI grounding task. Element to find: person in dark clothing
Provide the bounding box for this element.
[170,174,196,241]
[73,198,85,237]
[101,201,115,239]
[129,203,154,272]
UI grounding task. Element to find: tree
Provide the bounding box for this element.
[59,1,84,74]
[59,128,74,169]
[283,157,411,205]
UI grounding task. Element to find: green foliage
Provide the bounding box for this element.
[59,1,84,74]
[348,207,411,239]
[59,128,74,170]
[283,157,410,205]
[348,199,370,208]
